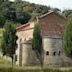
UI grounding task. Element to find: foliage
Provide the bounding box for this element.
[0,16,5,27]
[34,5,50,15]
[0,0,61,27]
[63,15,72,57]
[32,24,43,66]
[1,21,18,59]
[0,0,72,27]
[16,12,31,24]
[53,8,61,13]
[62,9,72,18]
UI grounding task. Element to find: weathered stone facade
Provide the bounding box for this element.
[42,37,63,66]
[16,11,68,67]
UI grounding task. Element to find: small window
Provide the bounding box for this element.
[58,51,61,56]
[53,52,56,56]
[46,51,49,55]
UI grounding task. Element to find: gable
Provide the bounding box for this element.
[38,11,66,20]
[38,12,66,38]
[16,22,34,32]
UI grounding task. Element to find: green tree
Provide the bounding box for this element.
[1,20,18,65]
[53,8,61,13]
[63,9,72,18]
[63,15,72,57]
[0,0,7,27]
[34,5,50,15]
[15,0,31,24]
[15,0,23,19]
[32,24,43,67]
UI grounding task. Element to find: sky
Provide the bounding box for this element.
[10,0,72,11]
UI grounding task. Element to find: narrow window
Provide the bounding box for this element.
[53,52,56,56]
[46,51,49,55]
[58,51,61,56]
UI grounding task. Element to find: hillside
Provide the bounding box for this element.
[0,0,72,28]
[0,0,62,27]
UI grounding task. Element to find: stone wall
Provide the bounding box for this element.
[42,37,64,67]
[22,43,40,66]
[16,26,34,66]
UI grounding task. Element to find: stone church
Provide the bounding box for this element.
[16,11,72,67]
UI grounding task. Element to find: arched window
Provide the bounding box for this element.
[46,51,49,55]
[53,52,56,56]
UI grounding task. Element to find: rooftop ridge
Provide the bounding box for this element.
[38,10,66,20]
[16,22,31,30]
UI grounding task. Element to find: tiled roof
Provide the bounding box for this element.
[16,11,66,38]
[16,22,34,32]
[38,10,66,20]
[16,23,30,30]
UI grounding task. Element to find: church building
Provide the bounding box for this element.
[16,11,70,67]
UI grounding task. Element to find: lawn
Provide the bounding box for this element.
[0,58,72,72]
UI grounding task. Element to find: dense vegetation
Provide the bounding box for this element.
[32,24,43,67]
[1,21,18,65]
[63,15,72,57]
[0,0,72,28]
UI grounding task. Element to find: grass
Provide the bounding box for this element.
[0,58,72,72]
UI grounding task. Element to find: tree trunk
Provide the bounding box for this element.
[35,50,43,67]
